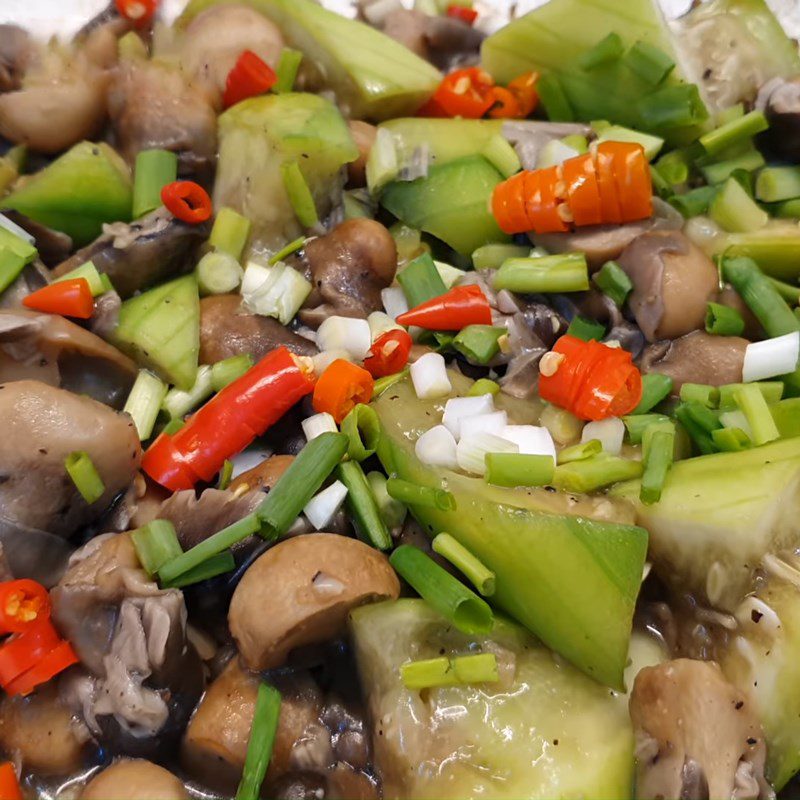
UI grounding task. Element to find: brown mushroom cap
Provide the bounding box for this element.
[80,760,188,800]
[229,533,400,670]
[346,121,377,188]
[617,230,719,342]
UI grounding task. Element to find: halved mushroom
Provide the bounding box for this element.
[80,759,188,800]
[630,659,771,800]
[0,25,33,93]
[0,309,137,407]
[616,231,720,342]
[229,533,400,670]
[640,331,747,392]
[299,219,398,327]
[756,77,800,162]
[52,207,210,299]
[199,294,318,364]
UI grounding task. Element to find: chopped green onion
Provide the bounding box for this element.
[242,261,312,325]
[210,207,251,260]
[391,224,423,263]
[467,378,500,397]
[431,533,495,596]
[341,403,381,461]
[365,128,399,195]
[99,273,114,293]
[0,248,27,294]
[281,161,319,228]
[640,421,675,505]
[593,260,632,306]
[674,404,717,455]
[537,73,574,122]
[655,149,691,186]
[493,253,589,294]
[366,471,407,530]
[389,545,494,634]
[400,653,499,689]
[623,413,670,444]
[124,369,168,440]
[774,198,800,219]
[268,236,306,266]
[681,400,722,434]
[638,83,708,131]
[65,451,105,504]
[669,185,718,218]
[196,251,243,295]
[211,354,254,393]
[561,134,589,153]
[472,244,529,270]
[386,478,456,511]
[452,653,499,684]
[484,452,554,487]
[699,110,769,159]
[258,432,349,537]
[679,383,719,408]
[274,48,302,94]
[722,257,800,339]
[452,325,505,365]
[734,384,779,445]
[158,513,261,585]
[397,252,447,307]
[130,519,183,577]
[235,683,282,800]
[578,32,624,70]
[552,455,643,493]
[705,301,745,337]
[718,381,783,410]
[711,426,751,452]
[53,261,107,296]
[755,166,800,203]
[162,550,235,588]
[117,29,147,60]
[132,149,178,219]
[482,134,520,178]
[566,315,605,341]
[701,149,765,185]
[337,460,392,550]
[767,277,800,306]
[539,404,584,444]
[771,397,800,439]
[595,124,664,161]
[162,364,213,419]
[162,417,184,435]
[623,41,674,86]
[373,368,410,396]
[557,439,602,464]
[631,373,673,414]
[709,178,768,233]
[217,459,234,491]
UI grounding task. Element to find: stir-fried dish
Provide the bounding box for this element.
[1,0,800,797]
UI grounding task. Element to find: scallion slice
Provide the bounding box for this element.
[386,478,456,511]
[389,545,494,635]
[566,315,605,341]
[217,459,234,491]
[623,413,670,444]
[631,373,673,414]
[431,533,495,596]
[161,550,235,589]
[162,364,214,419]
[471,243,529,271]
[210,207,251,260]
[124,370,168,440]
[196,251,243,295]
[705,301,745,337]
[734,384,780,445]
[452,325,505,364]
[484,452,554,487]
[337,460,392,550]
[130,519,183,577]
[623,41,675,86]
[65,451,105,504]
[397,252,447,308]
[578,32,624,70]
[366,471,407,530]
[235,682,282,800]
[593,260,632,306]
[340,404,381,462]
[537,73,574,121]
[400,653,498,689]
[493,253,589,294]
[467,378,500,397]
[699,110,769,159]
[132,149,178,219]
[552,455,643,493]
[557,439,602,464]
[709,178,768,233]
[711,426,751,452]
[274,48,303,94]
[718,381,783,410]
[281,161,319,228]
[640,421,675,505]
[679,383,720,408]
[211,354,254,393]
[669,185,717,218]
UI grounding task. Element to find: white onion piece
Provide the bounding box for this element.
[304,481,348,530]
[415,425,458,469]
[442,395,495,437]
[457,432,518,476]
[381,287,409,320]
[410,352,451,399]
[0,213,35,245]
[459,410,508,439]
[312,349,352,374]
[536,139,580,168]
[743,332,800,382]
[581,417,625,455]
[367,311,402,341]
[302,412,338,441]
[502,425,557,459]
[434,260,466,289]
[316,316,372,360]
[720,409,753,438]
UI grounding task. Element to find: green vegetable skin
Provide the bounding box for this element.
[113,274,200,390]
[2,142,132,245]
[214,93,357,249]
[373,374,648,689]
[381,155,510,256]
[611,437,800,611]
[350,599,665,799]
[180,0,440,120]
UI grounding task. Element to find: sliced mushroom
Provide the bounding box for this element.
[0,685,90,775]
[199,294,318,364]
[52,207,210,299]
[0,309,137,407]
[179,4,284,108]
[630,659,771,800]
[346,121,377,188]
[80,760,188,800]
[0,25,33,93]
[299,219,397,327]
[756,77,800,162]
[0,380,140,538]
[616,231,720,342]
[182,658,324,793]
[0,211,73,267]
[108,59,217,182]
[228,454,295,494]
[229,533,400,670]
[640,331,747,392]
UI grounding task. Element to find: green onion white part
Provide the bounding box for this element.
[456,431,518,476]
[581,417,625,455]
[303,480,348,530]
[301,412,338,442]
[442,395,495,437]
[316,315,372,360]
[742,332,800,383]
[410,352,451,399]
[415,424,458,469]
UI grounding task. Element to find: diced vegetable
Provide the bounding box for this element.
[132,149,178,219]
[410,352,451,399]
[494,254,590,293]
[337,459,392,549]
[197,251,243,296]
[210,207,251,259]
[124,370,168,440]
[162,365,214,419]
[303,481,348,530]
[211,354,254,392]
[709,177,768,232]
[241,261,311,324]
[130,519,183,577]
[64,451,105,505]
[386,478,456,511]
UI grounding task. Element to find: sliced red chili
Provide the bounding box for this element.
[0,617,62,686]
[488,86,522,119]
[446,4,478,24]
[115,0,157,26]
[432,67,495,119]
[0,763,23,800]
[3,640,79,697]
[160,181,213,224]
[363,329,413,378]
[223,50,278,109]
[0,580,50,635]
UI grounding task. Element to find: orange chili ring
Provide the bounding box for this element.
[446,4,478,24]
[507,72,539,117]
[561,153,603,227]
[161,181,213,224]
[488,87,522,120]
[313,360,374,423]
[598,141,653,222]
